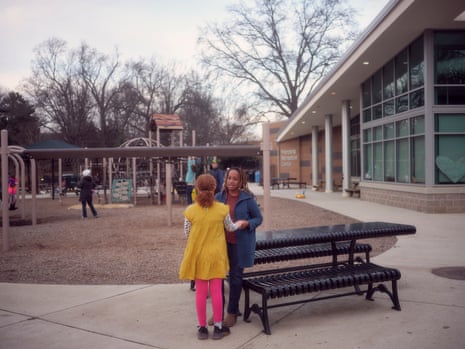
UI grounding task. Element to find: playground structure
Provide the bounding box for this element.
[1,121,274,252]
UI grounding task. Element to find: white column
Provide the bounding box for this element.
[262,122,271,231]
[341,100,351,196]
[325,114,334,192]
[311,126,319,190]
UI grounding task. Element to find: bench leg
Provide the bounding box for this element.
[260,296,272,335]
[244,292,272,335]
[365,280,401,311]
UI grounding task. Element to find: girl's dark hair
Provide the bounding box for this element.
[195,174,216,207]
[222,167,251,194]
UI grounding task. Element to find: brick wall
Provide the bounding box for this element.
[361,187,465,213]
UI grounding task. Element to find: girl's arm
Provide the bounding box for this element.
[224,214,247,231]
[184,217,192,237]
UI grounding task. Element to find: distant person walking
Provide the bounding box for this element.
[179,174,247,340]
[77,169,98,219]
[209,159,224,194]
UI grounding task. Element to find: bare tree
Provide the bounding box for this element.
[125,59,163,135]
[24,38,96,146]
[219,101,261,143]
[78,43,125,146]
[157,63,187,115]
[199,0,357,118]
[179,76,219,146]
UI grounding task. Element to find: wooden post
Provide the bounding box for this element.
[1,130,9,252]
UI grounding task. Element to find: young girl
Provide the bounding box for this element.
[179,174,247,340]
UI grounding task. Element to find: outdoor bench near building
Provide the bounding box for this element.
[242,222,416,334]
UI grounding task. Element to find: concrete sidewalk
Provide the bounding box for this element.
[1,185,464,348]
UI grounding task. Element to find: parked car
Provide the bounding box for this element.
[62,174,80,195]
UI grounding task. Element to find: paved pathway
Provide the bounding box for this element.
[1,185,464,348]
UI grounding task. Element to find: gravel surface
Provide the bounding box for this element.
[0,195,395,285]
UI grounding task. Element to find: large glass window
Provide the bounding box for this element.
[435,114,465,184]
[383,61,395,100]
[396,94,409,113]
[363,115,424,183]
[362,80,371,108]
[434,31,465,105]
[395,49,409,95]
[410,88,424,109]
[396,119,409,137]
[397,139,409,182]
[411,136,425,183]
[372,70,382,104]
[373,143,383,181]
[411,116,425,184]
[350,116,361,177]
[364,144,372,180]
[435,31,465,84]
[384,141,395,182]
[362,35,425,119]
[409,37,424,89]
[351,139,360,177]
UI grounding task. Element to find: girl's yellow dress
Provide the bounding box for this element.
[179,202,230,281]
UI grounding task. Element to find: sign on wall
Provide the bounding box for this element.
[111,179,133,203]
[280,148,298,168]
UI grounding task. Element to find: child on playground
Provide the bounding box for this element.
[8,174,18,210]
[179,174,247,340]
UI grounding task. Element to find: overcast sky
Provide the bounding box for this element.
[0,0,390,91]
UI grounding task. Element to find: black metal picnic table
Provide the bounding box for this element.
[256,222,416,248]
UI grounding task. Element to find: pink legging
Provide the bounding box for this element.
[195,278,223,327]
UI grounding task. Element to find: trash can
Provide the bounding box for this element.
[254,170,261,184]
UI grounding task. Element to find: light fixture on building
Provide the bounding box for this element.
[455,10,465,21]
[363,61,369,65]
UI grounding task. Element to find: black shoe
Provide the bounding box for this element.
[197,326,208,340]
[212,326,225,340]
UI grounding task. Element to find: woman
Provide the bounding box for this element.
[77,169,98,219]
[179,174,247,340]
[215,167,263,327]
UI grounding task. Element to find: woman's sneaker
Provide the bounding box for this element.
[197,326,209,340]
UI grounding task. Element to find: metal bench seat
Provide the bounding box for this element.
[243,262,402,334]
[242,223,416,335]
[254,242,372,264]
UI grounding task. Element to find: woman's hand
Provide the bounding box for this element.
[235,220,249,230]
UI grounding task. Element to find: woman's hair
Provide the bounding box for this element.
[222,167,251,194]
[195,174,216,207]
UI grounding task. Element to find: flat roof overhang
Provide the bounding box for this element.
[277,0,465,142]
[23,145,262,160]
